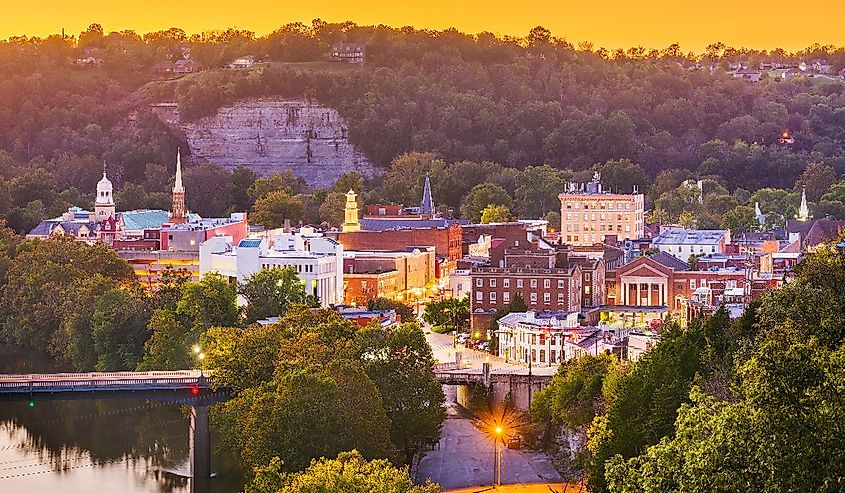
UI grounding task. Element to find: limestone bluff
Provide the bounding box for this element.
[156,99,379,189]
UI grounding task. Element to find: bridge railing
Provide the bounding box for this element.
[0,370,215,392]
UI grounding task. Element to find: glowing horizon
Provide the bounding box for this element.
[2,0,844,53]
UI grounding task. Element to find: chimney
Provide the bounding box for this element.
[555,248,570,268]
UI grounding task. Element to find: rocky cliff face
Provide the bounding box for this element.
[183,99,378,188]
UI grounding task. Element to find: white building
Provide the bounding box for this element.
[200,229,343,307]
[494,311,580,366]
[651,229,731,260]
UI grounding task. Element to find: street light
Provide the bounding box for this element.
[193,344,206,378]
[493,424,504,486]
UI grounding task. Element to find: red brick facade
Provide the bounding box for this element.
[471,266,583,313]
[335,223,462,262]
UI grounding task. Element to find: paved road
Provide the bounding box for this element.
[416,400,562,490]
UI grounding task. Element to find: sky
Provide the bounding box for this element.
[2,0,843,53]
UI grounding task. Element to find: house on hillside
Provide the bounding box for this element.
[811,59,833,74]
[76,47,104,66]
[329,43,366,64]
[174,58,200,74]
[734,68,761,82]
[229,56,255,69]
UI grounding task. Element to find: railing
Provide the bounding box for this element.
[0,370,214,392]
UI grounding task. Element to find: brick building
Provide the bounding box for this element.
[342,247,437,305]
[558,173,644,246]
[334,223,462,263]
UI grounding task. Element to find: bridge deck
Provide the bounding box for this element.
[0,370,214,393]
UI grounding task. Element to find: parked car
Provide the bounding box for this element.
[507,435,522,449]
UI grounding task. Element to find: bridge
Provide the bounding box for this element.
[0,371,229,478]
[433,365,554,410]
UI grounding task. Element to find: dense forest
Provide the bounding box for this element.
[2,21,845,233]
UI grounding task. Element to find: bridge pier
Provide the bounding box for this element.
[189,404,211,478]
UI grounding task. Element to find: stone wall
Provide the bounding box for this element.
[183,99,378,188]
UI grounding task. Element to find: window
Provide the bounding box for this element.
[544,279,551,288]
[503,291,510,302]
[503,278,510,288]
[532,334,537,344]
[531,349,537,362]
[476,278,482,287]
[701,279,707,287]
[530,293,538,302]
[557,293,564,303]
[550,350,556,364]
[557,279,564,288]
[530,279,537,288]
[544,293,551,304]
[517,279,524,288]
[584,285,591,294]
[690,279,696,289]
[585,272,591,281]
[476,291,483,301]
[540,349,546,363]
[489,278,496,288]
[490,292,497,301]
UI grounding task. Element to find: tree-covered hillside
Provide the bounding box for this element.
[2,21,845,230]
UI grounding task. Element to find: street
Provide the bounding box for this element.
[425,331,558,377]
[416,391,562,490]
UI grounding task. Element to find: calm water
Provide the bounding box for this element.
[0,346,243,493]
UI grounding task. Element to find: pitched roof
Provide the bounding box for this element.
[120,210,170,231]
[650,251,691,271]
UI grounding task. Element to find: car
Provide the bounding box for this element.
[507,436,522,449]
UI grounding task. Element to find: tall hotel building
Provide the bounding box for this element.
[559,173,644,246]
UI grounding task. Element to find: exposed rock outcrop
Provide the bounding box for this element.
[183,99,378,188]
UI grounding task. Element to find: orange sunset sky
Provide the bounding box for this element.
[2,0,843,52]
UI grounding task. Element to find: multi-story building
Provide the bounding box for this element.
[558,173,644,246]
[342,247,437,305]
[200,230,344,307]
[651,228,731,261]
[495,311,621,366]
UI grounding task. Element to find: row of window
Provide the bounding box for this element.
[476,278,566,289]
[566,223,631,233]
[261,263,320,274]
[565,212,632,222]
[564,201,634,211]
[476,291,565,304]
[664,245,718,254]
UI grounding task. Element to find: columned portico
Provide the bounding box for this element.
[620,277,668,307]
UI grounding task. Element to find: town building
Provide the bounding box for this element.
[200,229,343,307]
[651,228,731,261]
[558,172,645,246]
[495,311,622,366]
[342,247,437,306]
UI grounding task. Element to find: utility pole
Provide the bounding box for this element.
[527,356,533,406]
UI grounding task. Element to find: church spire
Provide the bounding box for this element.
[171,148,187,224]
[420,174,435,217]
[798,187,810,221]
[173,148,184,194]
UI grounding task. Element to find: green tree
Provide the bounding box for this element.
[251,190,305,229]
[248,171,306,200]
[480,204,512,223]
[240,267,312,324]
[592,159,646,195]
[461,183,513,223]
[422,296,470,330]
[720,204,758,235]
[249,451,441,493]
[514,165,567,218]
[137,309,192,371]
[358,323,445,457]
[367,298,415,323]
[794,162,837,202]
[177,272,238,335]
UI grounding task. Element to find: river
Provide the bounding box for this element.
[0,345,243,493]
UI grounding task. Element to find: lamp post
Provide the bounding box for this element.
[494,425,503,486]
[192,344,206,378]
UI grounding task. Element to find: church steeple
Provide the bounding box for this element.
[171,149,187,224]
[94,165,115,221]
[420,174,435,217]
[798,187,810,221]
[342,189,361,232]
